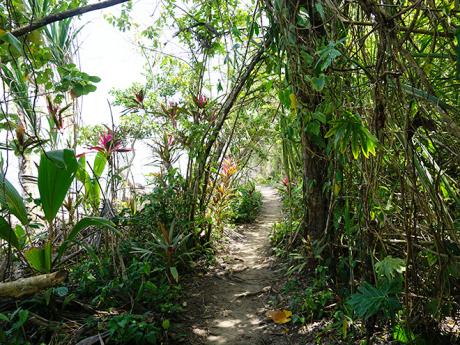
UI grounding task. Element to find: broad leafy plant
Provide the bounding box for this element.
[348,256,405,321]
[0,149,116,273]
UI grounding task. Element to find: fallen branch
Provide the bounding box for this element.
[11,0,129,38]
[0,271,67,298]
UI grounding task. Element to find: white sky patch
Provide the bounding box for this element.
[77,1,160,185]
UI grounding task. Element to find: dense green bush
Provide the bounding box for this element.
[229,182,262,224]
[130,169,188,234]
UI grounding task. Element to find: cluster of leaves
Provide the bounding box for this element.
[229,181,262,224]
[0,149,116,273]
[0,309,30,345]
[282,267,335,324]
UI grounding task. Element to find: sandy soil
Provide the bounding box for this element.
[180,186,299,345]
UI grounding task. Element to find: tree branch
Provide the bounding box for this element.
[0,271,67,298]
[11,0,130,38]
[343,20,455,38]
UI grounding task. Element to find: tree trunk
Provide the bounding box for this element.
[300,121,328,240]
[278,0,329,242]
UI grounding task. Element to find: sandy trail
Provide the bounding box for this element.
[184,186,290,345]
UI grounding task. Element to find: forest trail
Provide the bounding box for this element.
[184,186,290,345]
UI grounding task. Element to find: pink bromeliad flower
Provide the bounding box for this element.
[282,176,289,187]
[167,135,175,147]
[78,129,132,158]
[196,94,208,108]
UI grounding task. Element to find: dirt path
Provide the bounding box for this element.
[183,186,292,345]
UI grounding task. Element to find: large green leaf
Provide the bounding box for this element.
[348,281,401,320]
[38,149,78,223]
[24,242,52,273]
[76,156,89,184]
[0,32,22,54]
[93,151,107,178]
[375,256,406,280]
[76,156,101,210]
[0,216,19,249]
[0,173,29,225]
[310,74,326,91]
[56,217,118,262]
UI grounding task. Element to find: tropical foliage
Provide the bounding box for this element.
[0,0,458,344]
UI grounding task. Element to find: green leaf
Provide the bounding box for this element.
[313,111,326,124]
[13,309,29,330]
[24,242,52,273]
[0,313,9,322]
[0,173,29,225]
[0,216,19,249]
[76,156,89,183]
[170,266,179,283]
[54,286,69,297]
[348,281,401,320]
[86,180,101,210]
[317,40,342,71]
[351,134,359,159]
[38,150,78,223]
[306,120,321,136]
[0,32,22,54]
[56,217,118,262]
[301,51,313,65]
[311,74,326,91]
[88,75,101,83]
[162,319,170,330]
[278,89,291,108]
[375,256,406,280]
[14,225,26,250]
[393,324,415,343]
[93,151,107,178]
[315,3,325,20]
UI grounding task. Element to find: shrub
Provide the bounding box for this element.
[229,181,262,224]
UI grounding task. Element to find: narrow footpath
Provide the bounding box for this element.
[183,186,294,345]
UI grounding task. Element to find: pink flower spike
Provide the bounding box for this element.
[197,94,208,108]
[282,176,289,187]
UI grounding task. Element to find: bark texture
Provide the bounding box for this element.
[0,271,67,298]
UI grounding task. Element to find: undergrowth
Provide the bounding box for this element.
[270,181,460,345]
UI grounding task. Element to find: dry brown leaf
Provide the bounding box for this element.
[265,309,292,324]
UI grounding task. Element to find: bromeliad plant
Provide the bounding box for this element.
[87,128,133,160]
[78,126,133,206]
[132,221,191,284]
[206,157,238,236]
[76,151,107,213]
[0,149,117,274]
